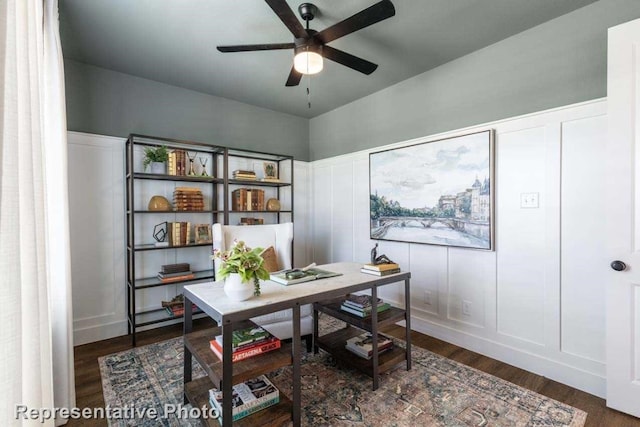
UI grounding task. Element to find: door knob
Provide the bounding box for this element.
[611,260,627,271]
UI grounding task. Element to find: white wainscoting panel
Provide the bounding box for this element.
[496,126,549,346]
[561,115,607,363]
[331,161,354,263]
[68,132,127,344]
[310,99,608,397]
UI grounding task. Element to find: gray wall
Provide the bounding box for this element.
[309,0,640,160]
[64,60,310,160]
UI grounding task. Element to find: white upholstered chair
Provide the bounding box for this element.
[212,223,313,346]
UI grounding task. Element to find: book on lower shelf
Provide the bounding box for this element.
[343,294,384,309]
[360,268,401,276]
[164,303,198,317]
[157,271,195,282]
[209,336,281,363]
[345,332,394,359]
[340,301,391,318]
[218,325,272,349]
[208,375,279,422]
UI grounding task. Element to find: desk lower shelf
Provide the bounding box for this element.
[185,376,292,427]
[315,326,407,376]
[184,327,292,389]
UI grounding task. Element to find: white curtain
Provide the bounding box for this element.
[0,0,75,425]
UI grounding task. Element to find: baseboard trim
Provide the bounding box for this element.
[409,316,605,398]
[74,320,128,346]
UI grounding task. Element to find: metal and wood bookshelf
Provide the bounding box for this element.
[125,134,294,345]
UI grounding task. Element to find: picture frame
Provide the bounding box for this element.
[194,224,212,244]
[369,129,495,250]
[262,161,278,180]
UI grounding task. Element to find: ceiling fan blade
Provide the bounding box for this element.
[314,0,395,44]
[264,0,308,39]
[323,46,378,75]
[285,66,303,87]
[217,43,294,52]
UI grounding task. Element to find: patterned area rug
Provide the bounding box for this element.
[99,316,587,426]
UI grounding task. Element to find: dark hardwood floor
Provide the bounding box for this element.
[70,320,639,426]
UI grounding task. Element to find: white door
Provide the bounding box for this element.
[606,18,640,417]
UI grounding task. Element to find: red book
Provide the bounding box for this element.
[209,337,281,362]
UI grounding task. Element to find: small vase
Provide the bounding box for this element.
[224,273,254,301]
[150,161,166,174]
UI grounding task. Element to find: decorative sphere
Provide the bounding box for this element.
[148,195,171,211]
[266,198,281,211]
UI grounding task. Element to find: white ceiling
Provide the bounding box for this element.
[60,0,597,118]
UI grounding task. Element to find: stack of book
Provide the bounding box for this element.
[360,262,401,276]
[209,325,281,363]
[239,217,264,225]
[164,302,198,317]
[261,176,281,183]
[345,332,394,360]
[340,294,391,318]
[161,293,198,317]
[208,375,279,422]
[173,187,204,211]
[166,221,192,246]
[232,170,257,180]
[167,150,187,176]
[231,188,265,211]
[157,263,194,283]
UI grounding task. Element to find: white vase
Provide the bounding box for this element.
[224,273,254,301]
[150,161,166,174]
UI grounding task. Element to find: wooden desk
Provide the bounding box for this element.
[183,262,411,426]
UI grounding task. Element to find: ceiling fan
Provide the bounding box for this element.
[216,0,396,87]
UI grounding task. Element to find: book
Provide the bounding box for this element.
[362,263,400,272]
[360,268,401,276]
[269,267,342,285]
[344,294,384,309]
[209,336,281,362]
[157,273,195,283]
[208,375,279,422]
[215,326,271,349]
[340,302,391,317]
[345,332,394,359]
[164,303,198,317]
[161,263,190,274]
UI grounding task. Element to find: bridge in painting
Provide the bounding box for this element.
[372,216,488,239]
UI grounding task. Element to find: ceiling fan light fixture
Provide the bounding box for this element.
[294,47,323,75]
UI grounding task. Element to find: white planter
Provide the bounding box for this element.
[150,161,166,174]
[223,273,254,301]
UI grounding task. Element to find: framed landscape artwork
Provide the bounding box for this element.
[369,130,494,250]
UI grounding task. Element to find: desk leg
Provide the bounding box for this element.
[312,304,319,354]
[183,296,193,405]
[222,323,233,427]
[371,286,379,391]
[292,304,301,426]
[404,277,412,371]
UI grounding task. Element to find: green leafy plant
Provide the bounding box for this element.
[212,240,270,296]
[143,145,169,170]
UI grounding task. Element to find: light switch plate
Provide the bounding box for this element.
[520,192,539,208]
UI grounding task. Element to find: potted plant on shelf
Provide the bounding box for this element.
[212,240,270,301]
[143,145,169,174]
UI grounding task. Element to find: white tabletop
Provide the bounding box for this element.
[183,261,410,324]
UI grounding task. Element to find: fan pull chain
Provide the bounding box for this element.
[306,66,312,109]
